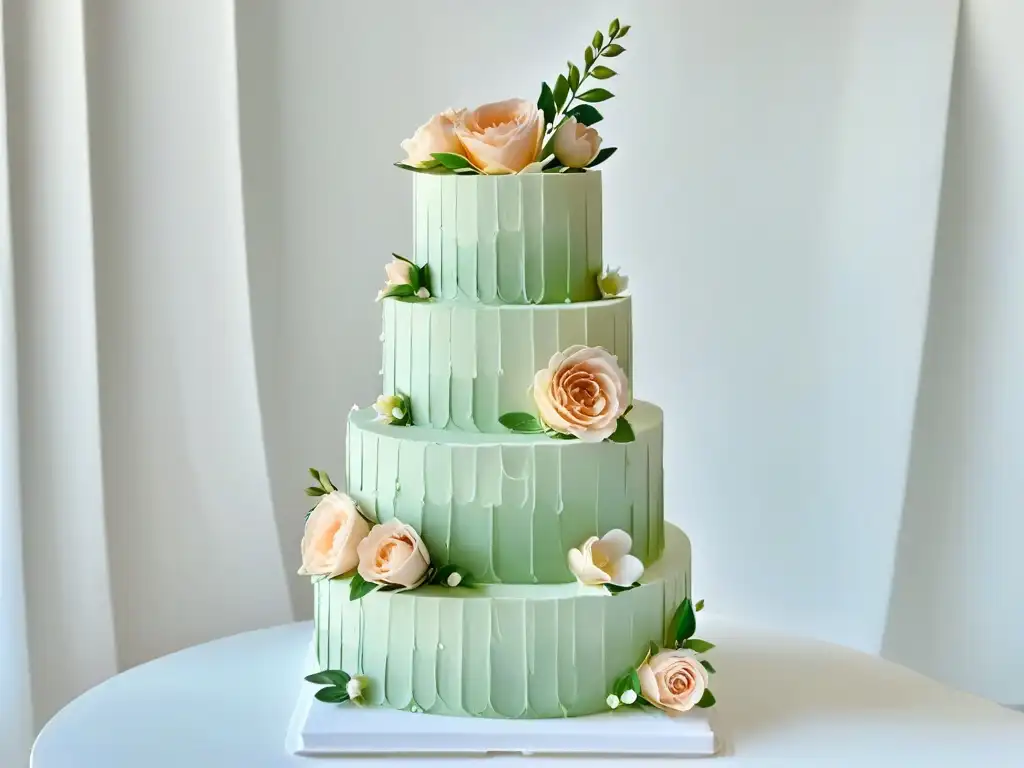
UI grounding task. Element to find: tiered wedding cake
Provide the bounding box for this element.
[298,18,717,721]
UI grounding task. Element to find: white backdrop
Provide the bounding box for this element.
[3,1,1023,765]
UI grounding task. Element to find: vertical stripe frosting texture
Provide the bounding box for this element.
[313,525,690,719]
[345,402,665,584]
[382,297,632,432]
[413,171,603,304]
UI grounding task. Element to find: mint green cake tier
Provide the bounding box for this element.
[346,401,664,584]
[413,171,602,304]
[313,524,690,718]
[381,296,631,432]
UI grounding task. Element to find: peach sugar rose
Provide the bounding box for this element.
[400,109,464,167]
[356,519,431,589]
[453,98,545,174]
[298,491,371,579]
[637,649,710,714]
[532,345,629,442]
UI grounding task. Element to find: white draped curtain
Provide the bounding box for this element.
[2,0,1021,765]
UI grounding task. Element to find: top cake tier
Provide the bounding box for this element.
[413,171,602,305]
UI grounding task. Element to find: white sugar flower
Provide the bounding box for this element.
[391,406,405,420]
[346,675,367,703]
[568,529,644,587]
[621,689,637,705]
[597,267,629,298]
[373,394,403,424]
[606,693,620,709]
[415,286,430,299]
[446,571,462,587]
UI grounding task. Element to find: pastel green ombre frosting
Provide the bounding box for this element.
[381,297,632,432]
[413,171,603,304]
[313,524,691,718]
[346,402,664,584]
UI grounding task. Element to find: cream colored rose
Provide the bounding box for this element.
[298,492,371,579]
[356,519,431,589]
[567,528,644,586]
[597,267,629,298]
[454,98,544,174]
[373,394,405,424]
[400,109,463,167]
[638,649,709,715]
[552,117,602,168]
[533,345,629,441]
[384,257,414,287]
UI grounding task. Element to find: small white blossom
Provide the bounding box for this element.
[597,267,629,299]
[373,394,403,424]
[606,694,620,709]
[416,286,430,299]
[446,571,462,587]
[392,407,405,420]
[621,689,637,705]
[346,675,366,702]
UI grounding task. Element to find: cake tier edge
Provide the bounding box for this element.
[312,524,691,719]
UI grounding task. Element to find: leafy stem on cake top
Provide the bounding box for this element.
[298,472,476,601]
[305,669,369,706]
[377,253,431,302]
[500,345,634,443]
[537,18,630,170]
[607,597,718,713]
[395,18,628,175]
[567,528,645,595]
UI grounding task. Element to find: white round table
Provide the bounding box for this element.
[31,619,1024,766]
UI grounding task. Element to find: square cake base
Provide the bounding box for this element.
[286,684,719,757]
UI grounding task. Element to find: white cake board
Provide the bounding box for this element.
[286,682,719,757]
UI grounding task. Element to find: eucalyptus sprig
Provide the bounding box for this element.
[537,18,630,161]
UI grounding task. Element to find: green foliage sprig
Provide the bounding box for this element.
[499,404,635,443]
[538,18,630,165]
[378,254,432,303]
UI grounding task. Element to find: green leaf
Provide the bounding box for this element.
[538,82,556,128]
[542,156,564,173]
[390,253,415,265]
[379,284,415,300]
[607,416,635,443]
[568,62,580,91]
[682,638,716,653]
[431,152,480,173]
[587,147,618,168]
[547,430,577,440]
[577,88,614,103]
[590,66,617,80]
[612,671,632,697]
[584,46,595,71]
[305,486,326,497]
[318,469,335,492]
[407,264,421,293]
[695,689,716,709]
[592,30,604,50]
[498,412,545,433]
[695,598,705,612]
[700,659,716,675]
[609,18,621,37]
[565,104,603,126]
[349,572,378,601]
[553,75,570,111]
[393,161,447,174]
[603,44,626,57]
[617,24,631,38]
[668,597,697,646]
[622,403,634,417]
[314,686,350,704]
[305,670,350,687]
[604,581,641,595]
[648,640,660,660]
[629,668,641,694]
[419,264,432,291]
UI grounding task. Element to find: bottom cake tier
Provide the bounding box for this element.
[312,524,691,719]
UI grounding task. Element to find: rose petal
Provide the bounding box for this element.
[606,554,645,587]
[637,662,662,707]
[593,529,633,562]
